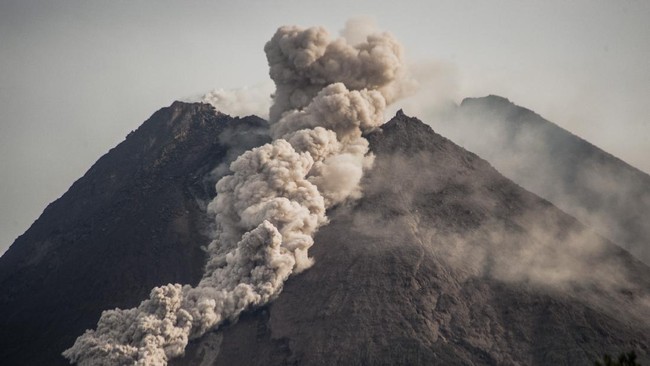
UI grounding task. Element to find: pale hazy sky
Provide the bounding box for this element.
[1,0,649,255]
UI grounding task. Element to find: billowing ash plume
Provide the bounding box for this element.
[63,24,408,365]
[265,25,408,124]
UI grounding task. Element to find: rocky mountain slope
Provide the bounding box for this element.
[0,102,269,365]
[432,95,650,265]
[174,110,650,365]
[0,103,648,365]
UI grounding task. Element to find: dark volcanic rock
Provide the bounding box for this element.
[1,103,649,365]
[174,111,650,365]
[437,95,650,265]
[0,102,269,365]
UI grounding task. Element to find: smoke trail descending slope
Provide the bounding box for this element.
[63,24,408,365]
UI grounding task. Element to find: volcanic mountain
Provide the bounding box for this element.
[0,103,269,365]
[431,95,650,265]
[0,102,649,365]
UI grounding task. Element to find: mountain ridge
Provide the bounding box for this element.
[0,102,269,365]
[461,95,649,177]
[0,102,648,365]
[435,95,650,265]
[175,108,650,365]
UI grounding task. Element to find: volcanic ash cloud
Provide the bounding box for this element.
[63,24,408,365]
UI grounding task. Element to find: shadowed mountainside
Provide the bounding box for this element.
[0,102,269,365]
[0,104,648,365]
[173,111,650,365]
[431,95,650,265]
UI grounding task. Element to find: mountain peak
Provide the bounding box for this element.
[1,102,648,365]
[460,94,512,107]
[446,96,650,265]
[174,110,650,365]
[0,103,270,365]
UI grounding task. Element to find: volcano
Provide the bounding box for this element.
[0,102,268,365]
[433,95,650,265]
[0,102,648,365]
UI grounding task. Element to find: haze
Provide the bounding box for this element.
[1,0,649,255]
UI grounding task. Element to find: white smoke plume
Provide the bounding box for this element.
[63,24,408,365]
[201,83,273,119]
